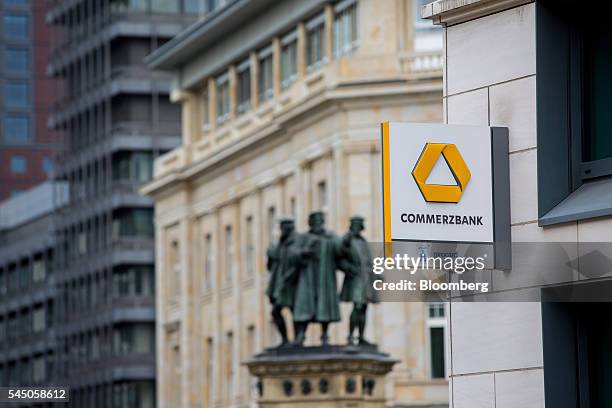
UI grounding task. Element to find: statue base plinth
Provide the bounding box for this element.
[245,344,397,408]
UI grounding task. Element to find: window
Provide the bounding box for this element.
[3,15,29,39]
[171,240,180,298]
[267,206,276,244]
[306,14,326,71]
[537,2,612,224]
[8,268,17,292]
[317,180,327,211]
[78,231,87,254]
[151,0,179,13]
[216,73,230,124]
[4,0,29,7]
[113,323,154,355]
[4,81,29,108]
[184,0,201,13]
[582,27,612,166]
[0,270,6,295]
[32,356,45,384]
[205,337,214,405]
[32,306,46,333]
[4,48,29,72]
[236,60,251,114]
[113,267,154,297]
[225,225,234,283]
[245,216,255,277]
[0,318,5,346]
[172,344,181,406]
[10,155,26,173]
[133,152,153,182]
[281,31,298,88]
[245,325,255,395]
[226,331,235,399]
[3,115,31,144]
[91,332,100,361]
[42,157,54,176]
[205,0,218,13]
[113,152,153,182]
[110,0,147,14]
[258,46,274,102]
[543,301,612,408]
[334,0,358,57]
[202,89,210,130]
[204,233,213,290]
[112,209,154,239]
[427,303,446,379]
[19,263,30,289]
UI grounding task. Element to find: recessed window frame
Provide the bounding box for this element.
[201,88,210,131]
[426,302,447,379]
[215,72,230,125]
[258,45,274,103]
[3,114,31,145]
[537,1,612,225]
[4,80,30,109]
[2,14,29,40]
[306,13,326,73]
[10,155,27,174]
[280,30,298,89]
[236,59,251,114]
[333,0,359,58]
[4,47,30,73]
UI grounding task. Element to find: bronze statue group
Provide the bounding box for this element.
[266,211,378,348]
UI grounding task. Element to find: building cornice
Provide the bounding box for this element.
[421,0,534,26]
[141,78,442,199]
[146,0,328,72]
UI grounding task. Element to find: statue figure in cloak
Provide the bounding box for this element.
[338,216,378,346]
[266,217,299,347]
[292,211,342,346]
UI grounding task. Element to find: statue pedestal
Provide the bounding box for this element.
[245,345,397,408]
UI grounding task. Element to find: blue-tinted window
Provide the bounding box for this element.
[3,115,31,144]
[184,0,201,13]
[10,155,26,173]
[42,157,54,176]
[4,81,29,108]
[4,48,29,72]
[3,15,29,39]
[206,0,218,13]
[3,0,29,7]
[150,0,179,12]
[10,190,24,197]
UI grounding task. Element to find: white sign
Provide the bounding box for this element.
[382,122,496,243]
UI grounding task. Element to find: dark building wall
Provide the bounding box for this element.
[0,182,67,390]
[46,1,198,406]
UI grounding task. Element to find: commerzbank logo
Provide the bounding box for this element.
[412,143,471,203]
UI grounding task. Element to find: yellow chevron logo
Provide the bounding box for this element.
[412,143,471,203]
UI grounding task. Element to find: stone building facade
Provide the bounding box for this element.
[423,0,612,406]
[144,1,447,407]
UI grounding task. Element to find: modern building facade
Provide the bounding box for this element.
[0,0,61,200]
[45,0,203,406]
[0,182,68,397]
[422,0,612,406]
[144,1,446,407]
